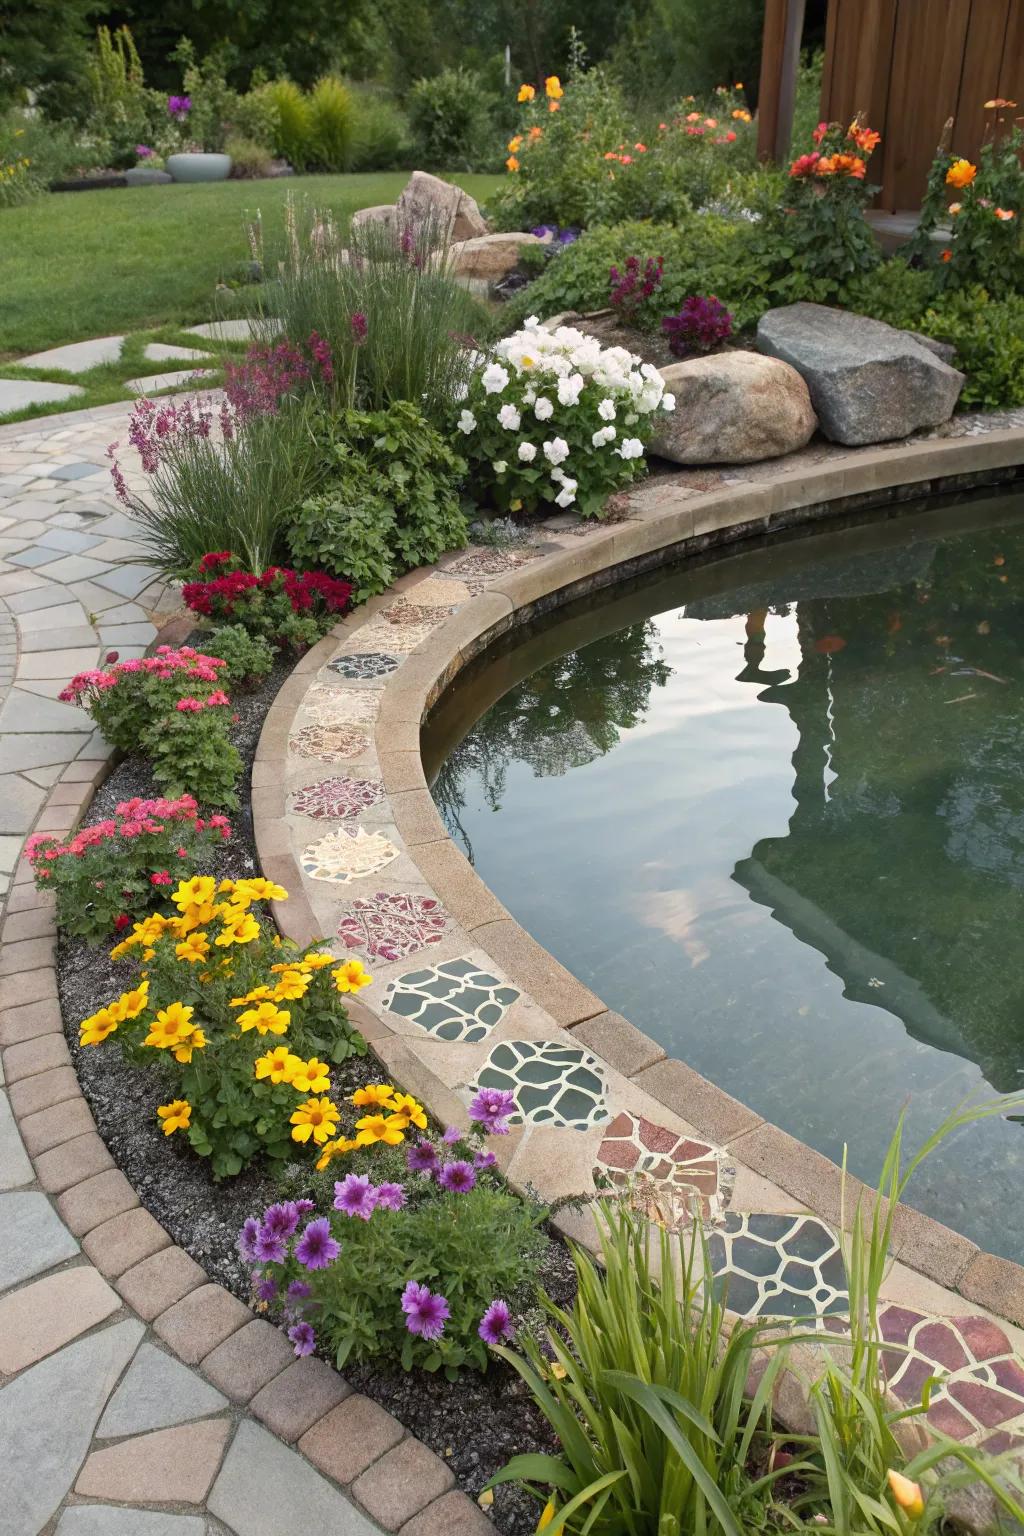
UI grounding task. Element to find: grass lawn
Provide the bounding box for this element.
[0,172,503,360]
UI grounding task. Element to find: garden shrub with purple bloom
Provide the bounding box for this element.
[661,294,733,356]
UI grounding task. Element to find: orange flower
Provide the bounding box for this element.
[734,81,743,89]
[814,155,837,176]
[506,155,520,172]
[548,99,560,113]
[948,201,962,215]
[634,141,647,151]
[658,121,667,131]
[946,158,977,188]
[507,134,522,153]
[686,111,701,122]
[941,248,953,262]
[985,98,1017,109]
[528,125,542,140]
[817,152,865,179]
[704,117,718,128]
[603,150,618,160]
[517,84,535,103]
[995,206,1016,220]
[849,122,880,153]
[732,108,752,122]
[886,1471,924,1519]
[790,151,821,178]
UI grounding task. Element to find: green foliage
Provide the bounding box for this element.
[348,87,411,171]
[181,556,351,650]
[607,0,765,108]
[291,400,468,597]
[225,135,274,178]
[307,75,355,171]
[922,289,1024,411]
[839,260,939,333]
[172,39,238,154]
[911,124,1024,298]
[84,25,153,168]
[266,79,314,171]
[765,119,881,302]
[407,66,497,172]
[229,81,281,149]
[0,123,40,206]
[201,624,275,688]
[0,0,95,115]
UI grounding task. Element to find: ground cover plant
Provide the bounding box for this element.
[181,550,353,648]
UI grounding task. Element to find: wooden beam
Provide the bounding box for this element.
[758,0,808,161]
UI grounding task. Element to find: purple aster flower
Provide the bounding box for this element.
[295,1198,316,1216]
[237,1216,260,1263]
[288,1321,316,1357]
[374,1181,407,1211]
[255,1276,278,1302]
[253,1228,287,1265]
[295,1217,341,1270]
[262,1202,300,1239]
[439,1160,476,1194]
[469,1087,516,1135]
[478,1299,513,1345]
[406,1140,440,1177]
[474,1149,497,1171]
[401,1281,450,1341]
[442,1126,462,1145]
[333,1173,376,1221]
[287,1280,312,1302]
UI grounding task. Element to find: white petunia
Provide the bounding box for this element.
[592,426,616,447]
[533,396,554,420]
[617,437,644,460]
[498,403,521,431]
[517,442,537,462]
[550,466,566,483]
[625,412,638,425]
[543,437,570,466]
[453,381,469,402]
[481,362,510,395]
[662,392,676,412]
[597,398,616,421]
[492,460,508,475]
[555,478,578,508]
[556,373,585,408]
[522,387,537,406]
[457,409,476,434]
[525,314,540,328]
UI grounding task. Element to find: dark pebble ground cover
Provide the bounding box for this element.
[55,650,575,1534]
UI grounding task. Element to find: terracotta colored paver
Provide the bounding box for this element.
[201,1317,296,1402]
[299,1394,406,1485]
[0,1265,121,1372]
[75,1419,231,1503]
[351,1436,456,1530]
[81,1206,172,1278]
[115,1244,206,1320]
[250,1355,351,1442]
[153,1282,252,1363]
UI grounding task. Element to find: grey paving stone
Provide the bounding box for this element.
[14,601,88,628]
[92,600,145,625]
[125,369,217,395]
[0,772,48,833]
[2,586,71,616]
[144,342,213,363]
[187,318,262,341]
[93,563,157,599]
[16,648,98,680]
[0,380,84,411]
[56,1508,205,1536]
[8,546,57,569]
[32,554,114,584]
[0,690,91,734]
[0,1091,34,1189]
[18,626,98,652]
[97,1341,228,1438]
[208,1420,382,1536]
[0,1191,79,1289]
[50,464,105,482]
[0,734,77,774]
[0,1318,143,1536]
[36,528,103,554]
[98,622,156,647]
[16,337,125,373]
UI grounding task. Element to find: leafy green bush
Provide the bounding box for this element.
[201,624,275,688]
[291,400,468,597]
[307,76,354,171]
[407,66,497,172]
[225,135,273,178]
[348,87,411,171]
[0,110,96,194]
[922,288,1024,410]
[230,82,280,150]
[910,118,1024,298]
[84,24,152,168]
[266,79,313,171]
[839,259,938,332]
[765,117,882,302]
[171,39,237,155]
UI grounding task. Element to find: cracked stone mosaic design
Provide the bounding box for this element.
[328,651,400,680]
[336,891,449,961]
[707,1213,848,1320]
[290,723,370,761]
[381,600,456,628]
[472,1040,609,1130]
[301,826,400,884]
[406,575,471,607]
[305,686,380,727]
[879,1305,1024,1446]
[289,774,385,820]
[348,618,440,653]
[382,956,520,1043]
[595,1111,732,1226]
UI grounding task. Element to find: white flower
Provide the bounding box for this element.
[481,362,510,395]
[457,409,476,434]
[498,403,521,431]
[543,437,570,466]
[525,314,540,328]
[556,373,585,408]
[550,467,566,483]
[522,387,537,406]
[625,412,638,425]
[617,437,644,460]
[517,442,537,462]
[492,460,508,474]
[555,478,578,508]
[662,392,676,412]
[453,381,468,402]
[597,398,616,421]
[533,396,554,421]
[640,362,661,381]
[592,425,616,447]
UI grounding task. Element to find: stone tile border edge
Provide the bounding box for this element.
[257,424,1024,1331]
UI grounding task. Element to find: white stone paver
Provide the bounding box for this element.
[125,369,218,396]
[16,337,126,373]
[187,319,262,341]
[143,343,215,364]
[0,381,84,412]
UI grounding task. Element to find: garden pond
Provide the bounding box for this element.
[424,490,1024,1262]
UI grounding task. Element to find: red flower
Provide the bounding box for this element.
[790,151,821,178]
[150,871,172,886]
[114,913,131,931]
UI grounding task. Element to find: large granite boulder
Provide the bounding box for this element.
[756,302,964,446]
[450,231,543,282]
[351,203,395,233]
[651,350,817,465]
[395,170,487,243]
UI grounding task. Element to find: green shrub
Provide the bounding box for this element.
[923,288,1024,410]
[910,120,1024,298]
[307,75,354,171]
[407,65,496,171]
[348,87,411,171]
[171,39,237,155]
[839,259,938,332]
[230,82,281,150]
[267,79,313,171]
[201,624,275,688]
[84,24,151,168]
[225,135,273,178]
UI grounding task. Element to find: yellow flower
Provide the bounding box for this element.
[175,932,210,964]
[946,158,977,189]
[80,1006,120,1046]
[732,108,751,122]
[157,1099,191,1135]
[298,952,335,971]
[506,155,520,172]
[315,1135,359,1171]
[215,909,261,947]
[231,985,272,1007]
[232,877,288,904]
[388,1092,428,1130]
[352,1083,397,1110]
[517,83,535,103]
[273,968,311,1002]
[507,134,523,152]
[173,875,216,914]
[537,1501,557,1531]
[545,75,563,99]
[289,1056,332,1093]
[143,1002,195,1049]
[333,959,372,994]
[887,1470,924,1519]
[117,981,150,1020]
[355,1112,406,1147]
[172,1026,206,1063]
[237,1001,290,1036]
[290,1096,340,1145]
[255,1046,301,1083]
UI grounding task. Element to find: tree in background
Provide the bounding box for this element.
[0,0,100,112]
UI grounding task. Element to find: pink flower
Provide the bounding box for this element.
[175,698,202,712]
[150,871,172,886]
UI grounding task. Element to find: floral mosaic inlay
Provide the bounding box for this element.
[305,686,380,727]
[471,1040,609,1131]
[289,775,385,820]
[595,1111,732,1226]
[328,651,401,680]
[708,1213,848,1320]
[382,956,520,1043]
[879,1305,1024,1446]
[336,891,449,961]
[301,827,400,884]
[290,723,371,761]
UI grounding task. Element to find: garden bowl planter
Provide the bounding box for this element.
[166,153,232,184]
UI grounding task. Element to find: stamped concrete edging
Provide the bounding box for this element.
[257,423,1024,1334]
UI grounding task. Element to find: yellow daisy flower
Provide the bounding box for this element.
[272,969,311,1002]
[298,952,336,972]
[143,1002,195,1050]
[172,1026,207,1063]
[290,1096,340,1145]
[351,1083,397,1110]
[79,1007,119,1046]
[215,909,261,947]
[315,1136,359,1171]
[175,932,210,964]
[157,1100,191,1135]
[355,1112,406,1147]
[254,1046,301,1084]
[230,985,272,1007]
[388,1092,428,1131]
[288,1056,331,1094]
[237,1001,290,1036]
[333,959,372,994]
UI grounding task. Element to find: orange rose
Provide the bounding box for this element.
[946,158,977,188]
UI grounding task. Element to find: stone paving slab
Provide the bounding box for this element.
[16,337,125,373]
[125,369,218,395]
[0,380,85,412]
[209,1421,383,1536]
[143,342,215,363]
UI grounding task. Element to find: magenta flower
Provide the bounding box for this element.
[474,1149,497,1171]
[468,1087,516,1134]
[478,1299,513,1345]
[439,1160,476,1194]
[442,1126,462,1145]
[406,1140,439,1177]
[167,94,192,119]
[295,1217,340,1270]
[253,1229,286,1265]
[374,1182,407,1211]
[135,144,153,158]
[237,1216,260,1263]
[401,1281,450,1341]
[350,311,368,346]
[255,1276,278,1302]
[288,1321,316,1356]
[333,1173,376,1220]
[262,1202,300,1239]
[295,1198,316,1216]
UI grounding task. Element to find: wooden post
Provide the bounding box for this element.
[757,0,808,161]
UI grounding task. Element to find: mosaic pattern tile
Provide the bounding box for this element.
[445,547,541,595]
[290,723,370,761]
[305,687,380,727]
[336,891,449,961]
[472,1040,609,1131]
[289,775,385,820]
[879,1305,1024,1444]
[708,1213,848,1320]
[347,619,440,654]
[406,575,471,607]
[594,1111,732,1226]
[301,827,400,884]
[382,956,520,1043]
[328,651,400,680]
[381,600,456,628]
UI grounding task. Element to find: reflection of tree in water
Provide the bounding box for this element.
[434,621,670,861]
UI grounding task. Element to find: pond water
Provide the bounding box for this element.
[423,491,1024,1262]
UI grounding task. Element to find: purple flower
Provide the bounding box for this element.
[439,1160,476,1194]
[287,1280,312,1301]
[135,144,153,158]
[237,1216,260,1263]
[334,1174,376,1221]
[468,1087,516,1135]
[401,1281,450,1341]
[442,1126,462,1145]
[253,1229,287,1265]
[167,94,192,119]
[295,1217,341,1270]
[406,1140,440,1177]
[262,1202,300,1239]
[374,1182,407,1211]
[478,1299,513,1345]
[295,1198,316,1216]
[474,1149,497,1170]
[288,1321,316,1357]
[255,1276,278,1302]
[350,312,368,347]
